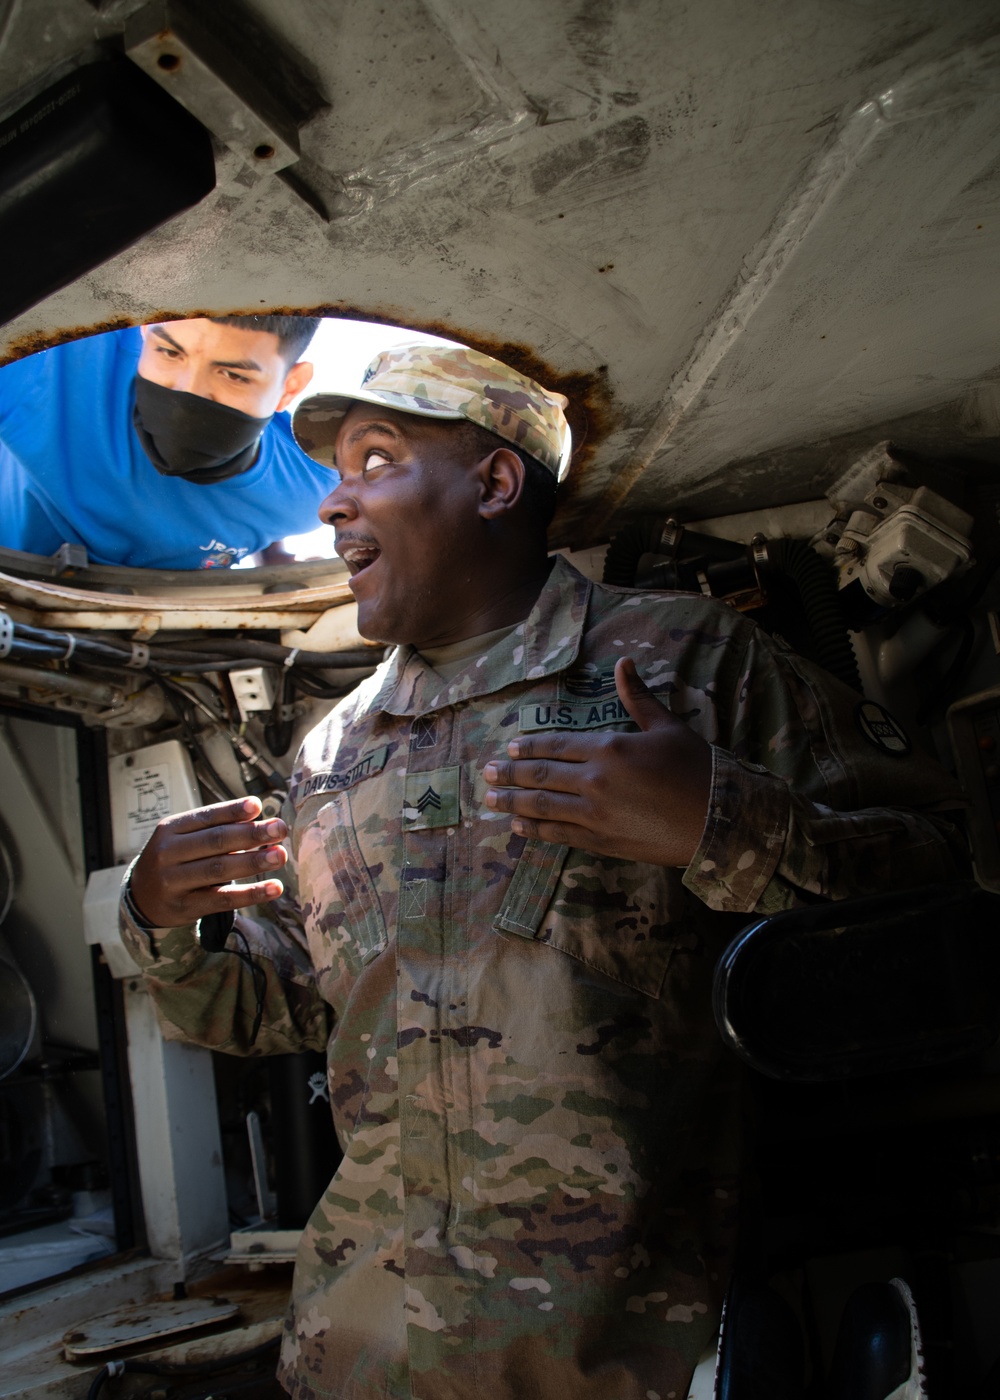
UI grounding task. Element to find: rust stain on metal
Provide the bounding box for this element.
[3,317,135,365]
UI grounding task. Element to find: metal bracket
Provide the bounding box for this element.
[125,0,300,173]
[225,1225,302,1269]
[52,542,89,575]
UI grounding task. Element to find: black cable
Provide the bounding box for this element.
[6,620,138,665]
[264,669,294,758]
[1,613,376,673]
[148,659,281,675]
[198,915,264,1044]
[189,759,233,804]
[233,926,267,1046]
[158,674,284,790]
[2,636,66,662]
[156,677,238,802]
[290,669,372,699]
[176,636,379,669]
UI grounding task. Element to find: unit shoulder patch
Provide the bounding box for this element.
[855,701,911,757]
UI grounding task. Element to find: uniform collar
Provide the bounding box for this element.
[365,555,591,717]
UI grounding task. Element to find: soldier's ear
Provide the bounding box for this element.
[476,448,524,520]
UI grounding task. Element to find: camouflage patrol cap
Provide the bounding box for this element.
[292,342,572,480]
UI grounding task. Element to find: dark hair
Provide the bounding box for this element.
[457,422,558,529]
[208,314,320,364]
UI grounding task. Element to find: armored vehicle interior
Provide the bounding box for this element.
[2,1,1000,1396]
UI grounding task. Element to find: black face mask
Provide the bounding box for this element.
[132,375,274,484]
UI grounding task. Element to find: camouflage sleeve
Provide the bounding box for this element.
[118,833,330,1057]
[682,627,969,914]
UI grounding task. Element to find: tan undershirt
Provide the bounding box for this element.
[418,623,518,682]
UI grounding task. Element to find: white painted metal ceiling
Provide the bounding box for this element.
[1,0,999,548]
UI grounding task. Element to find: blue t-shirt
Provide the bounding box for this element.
[0,327,337,569]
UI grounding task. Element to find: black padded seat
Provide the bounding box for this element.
[713,882,1000,1081]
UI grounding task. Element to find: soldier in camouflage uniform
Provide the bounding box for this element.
[121,344,966,1400]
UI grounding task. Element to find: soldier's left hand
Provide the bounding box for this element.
[483,657,712,867]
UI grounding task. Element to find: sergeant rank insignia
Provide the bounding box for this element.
[403,766,460,830]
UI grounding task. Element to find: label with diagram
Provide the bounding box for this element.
[123,766,173,850]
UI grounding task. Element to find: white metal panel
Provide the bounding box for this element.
[123,985,229,1264]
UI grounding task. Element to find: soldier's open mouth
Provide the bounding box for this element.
[339,543,381,577]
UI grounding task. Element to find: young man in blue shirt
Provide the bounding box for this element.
[0,314,336,570]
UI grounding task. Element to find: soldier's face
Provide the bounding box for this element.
[321,405,484,646]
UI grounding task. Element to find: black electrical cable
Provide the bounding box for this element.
[233,926,267,1046]
[290,667,378,699]
[147,659,281,675]
[86,1335,280,1400]
[149,653,375,673]
[2,636,66,662]
[3,619,171,670]
[164,674,286,790]
[157,677,238,802]
[264,668,294,757]
[199,911,265,1044]
[1,612,377,672]
[189,761,233,804]
[174,635,380,668]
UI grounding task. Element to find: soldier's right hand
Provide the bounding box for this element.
[129,797,288,928]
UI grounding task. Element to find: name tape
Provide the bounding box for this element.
[292,745,389,803]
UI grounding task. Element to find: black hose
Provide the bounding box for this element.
[765,537,863,694]
[603,520,746,588]
[602,520,667,587]
[602,527,862,694]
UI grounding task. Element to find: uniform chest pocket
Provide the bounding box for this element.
[494,838,679,999]
[300,793,389,982]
